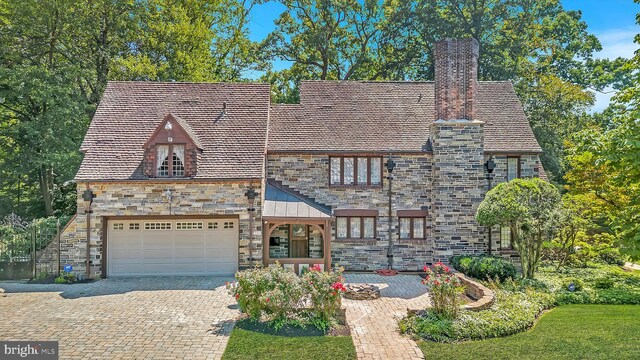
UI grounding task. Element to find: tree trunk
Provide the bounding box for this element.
[39,165,54,216]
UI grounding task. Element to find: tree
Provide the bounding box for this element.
[476,178,561,278]
[111,0,260,82]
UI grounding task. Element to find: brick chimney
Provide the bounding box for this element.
[434,38,479,121]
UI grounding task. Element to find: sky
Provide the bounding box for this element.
[247,1,639,112]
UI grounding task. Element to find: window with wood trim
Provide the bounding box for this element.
[507,157,521,181]
[500,226,513,249]
[399,217,425,239]
[330,157,382,186]
[156,144,186,177]
[336,216,376,239]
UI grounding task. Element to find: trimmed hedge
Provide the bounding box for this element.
[450,255,517,281]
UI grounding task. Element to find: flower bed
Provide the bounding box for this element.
[227,263,346,331]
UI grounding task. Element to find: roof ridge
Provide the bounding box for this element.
[106,80,269,86]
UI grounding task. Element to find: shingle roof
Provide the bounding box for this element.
[268,81,542,153]
[76,81,270,180]
[169,113,204,150]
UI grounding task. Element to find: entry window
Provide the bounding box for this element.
[223,221,234,229]
[156,144,186,177]
[113,223,124,230]
[129,223,140,230]
[507,157,520,181]
[500,226,513,249]
[144,222,172,230]
[208,222,219,229]
[336,216,376,239]
[330,157,383,186]
[176,222,203,230]
[399,217,425,239]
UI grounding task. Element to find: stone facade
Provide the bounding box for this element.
[56,181,261,277]
[430,120,486,262]
[266,154,433,271]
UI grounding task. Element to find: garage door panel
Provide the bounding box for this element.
[108,218,238,276]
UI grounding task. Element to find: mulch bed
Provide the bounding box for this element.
[234,317,350,337]
[27,275,95,284]
[374,269,399,276]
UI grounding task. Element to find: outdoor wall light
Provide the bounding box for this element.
[245,187,258,212]
[484,157,496,174]
[82,189,95,212]
[385,154,396,174]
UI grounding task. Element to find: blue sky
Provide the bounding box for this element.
[247,1,639,111]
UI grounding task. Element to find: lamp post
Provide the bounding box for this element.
[385,154,396,270]
[82,188,95,278]
[245,186,258,267]
[484,156,496,255]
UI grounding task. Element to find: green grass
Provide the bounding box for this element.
[222,320,356,360]
[419,305,640,360]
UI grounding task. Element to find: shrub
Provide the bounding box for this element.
[593,277,614,289]
[301,265,345,331]
[422,263,465,318]
[401,286,555,342]
[54,273,76,284]
[450,255,517,281]
[227,263,345,330]
[598,248,625,266]
[561,277,584,292]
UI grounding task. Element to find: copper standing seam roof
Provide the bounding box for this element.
[76,80,542,181]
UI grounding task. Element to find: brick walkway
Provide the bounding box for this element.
[0,277,238,359]
[343,274,430,360]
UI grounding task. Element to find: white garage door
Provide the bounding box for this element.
[107,218,238,276]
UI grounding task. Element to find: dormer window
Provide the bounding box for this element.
[156,144,185,177]
[143,113,203,179]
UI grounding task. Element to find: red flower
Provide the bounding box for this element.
[443,266,450,272]
[311,264,322,272]
[266,297,270,303]
[434,280,440,286]
[235,294,240,300]
[423,265,428,272]
[445,278,450,283]
[332,282,346,292]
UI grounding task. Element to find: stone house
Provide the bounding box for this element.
[53,38,544,277]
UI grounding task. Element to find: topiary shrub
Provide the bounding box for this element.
[450,255,517,281]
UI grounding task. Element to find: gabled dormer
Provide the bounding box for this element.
[143,113,203,178]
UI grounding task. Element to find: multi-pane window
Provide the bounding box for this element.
[113,223,124,230]
[156,144,186,177]
[223,221,234,229]
[500,226,513,249]
[330,157,382,186]
[336,216,376,239]
[144,222,172,230]
[208,222,219,229]
[507,157,520,181]
[176,222,203,230]
[399,217,425,239]
[129,223,140,230]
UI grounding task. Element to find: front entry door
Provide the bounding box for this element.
[290,224,308,257]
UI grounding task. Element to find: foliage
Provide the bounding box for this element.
[0,214,71,261]
[476,178,561,278]
[418,305,640,360]
[422,263,465,318]
[54,273,77,284]
[222,319,357,360]
[227,263,345,330]
[449,255,517,282]
[301,264,346,331]
[536,264,640,306]
[401,283,554,342]
[563,3,640,258]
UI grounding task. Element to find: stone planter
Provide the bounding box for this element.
[343,284,381,300]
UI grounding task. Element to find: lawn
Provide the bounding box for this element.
[419,305,640,360]
[222,319,357,360]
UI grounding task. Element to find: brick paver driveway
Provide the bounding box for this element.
[0,276,238,359]
[343,274,430,360]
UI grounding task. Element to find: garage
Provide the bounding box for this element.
[107,218,238,276]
